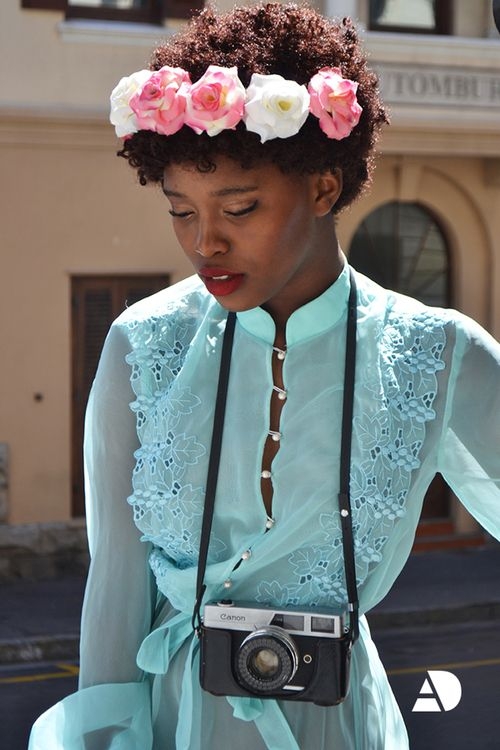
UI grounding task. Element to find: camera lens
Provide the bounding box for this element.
[250,648,280,677]
[235,627,299,694]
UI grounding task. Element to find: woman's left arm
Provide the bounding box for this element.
[79,321,157,688]
[438,316,500,540]
[29,322,156,750]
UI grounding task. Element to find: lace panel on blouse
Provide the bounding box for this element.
[125,295,448,609]
[254,308,447,608]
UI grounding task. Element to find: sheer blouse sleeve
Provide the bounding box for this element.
[438,315,500,540]
[79,321,157,688]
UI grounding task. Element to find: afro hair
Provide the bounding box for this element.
[118,3,388,213]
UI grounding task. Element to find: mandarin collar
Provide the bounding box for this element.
[237,262,351,346]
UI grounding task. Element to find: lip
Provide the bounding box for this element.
[199,266,239,278]
[198,266,245,297]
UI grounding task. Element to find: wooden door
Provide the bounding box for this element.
[71,274,170,516]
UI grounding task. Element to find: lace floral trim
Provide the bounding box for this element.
[257,308,448,608]
[124,290,449,610]
[124,296,228,573]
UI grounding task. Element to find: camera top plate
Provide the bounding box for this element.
[203,600,346,639]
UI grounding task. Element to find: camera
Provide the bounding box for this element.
[199,600,352,706]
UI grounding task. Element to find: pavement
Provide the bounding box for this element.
[1,545,500,665]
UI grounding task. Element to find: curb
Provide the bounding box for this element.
[0,521,88,582]
[2,601,500,665]
[368,600,500,631]
[0,635,79,665]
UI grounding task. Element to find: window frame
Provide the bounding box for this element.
[21,0,203,21]
[71,273,171,517]
[348,200,452,309]
[65,0,162,24]
[369,0,452,35]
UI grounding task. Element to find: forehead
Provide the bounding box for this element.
[162,157,302,198]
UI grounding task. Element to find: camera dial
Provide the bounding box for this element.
[235,625,299,694]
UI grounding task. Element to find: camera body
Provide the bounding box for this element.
[200,600,352,706]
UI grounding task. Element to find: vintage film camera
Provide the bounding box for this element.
[200,600,352,706]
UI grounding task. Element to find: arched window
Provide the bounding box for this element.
[349,201,451,526]
[349,201,450,307]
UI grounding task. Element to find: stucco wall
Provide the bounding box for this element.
[340,156,500,336]
[1,108,193,523]
[1,1,500,524]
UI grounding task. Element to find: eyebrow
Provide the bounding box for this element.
[162,185,259,198]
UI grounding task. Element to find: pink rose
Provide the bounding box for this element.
[109,69,152,137]
[130,66,191,136]
[308,67,362,140]
[184,65,245,137]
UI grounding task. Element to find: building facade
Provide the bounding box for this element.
[1,1,499,548]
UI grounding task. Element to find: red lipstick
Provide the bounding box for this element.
[199,266,245,297]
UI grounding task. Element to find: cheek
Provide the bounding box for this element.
[269,208,313,256]
[172,224,193,255]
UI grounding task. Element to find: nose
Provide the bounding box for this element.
[195,218,230,258]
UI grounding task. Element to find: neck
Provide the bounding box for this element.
[264,236,344,337]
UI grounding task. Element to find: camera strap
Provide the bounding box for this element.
[192,268,359,645]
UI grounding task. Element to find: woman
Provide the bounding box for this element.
[30,4,500,749]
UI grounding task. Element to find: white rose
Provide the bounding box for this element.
[244,74,310,143]
[110,69,152,138]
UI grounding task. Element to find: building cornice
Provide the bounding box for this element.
[2,102,500,157]
[381,123,500,157]
[56,18,179,46]
[364,31,500,69]
[0,107,113,150]
[363,32,500,148]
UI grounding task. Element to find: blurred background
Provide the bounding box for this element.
[2,0,500,555]
[1,3,500,749]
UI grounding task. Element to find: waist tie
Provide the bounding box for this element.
[136,611,300,750]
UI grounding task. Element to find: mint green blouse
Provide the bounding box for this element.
[29,265,500,749]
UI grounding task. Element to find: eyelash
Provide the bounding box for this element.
[168,201,258,219]
[168,209,192,218]
[226,201,258,217]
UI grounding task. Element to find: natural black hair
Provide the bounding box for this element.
[118,2,388,213]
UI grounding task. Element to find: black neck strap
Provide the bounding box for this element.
[193,268,359,644]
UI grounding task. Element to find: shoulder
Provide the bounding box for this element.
[351,270,500,376]
[103,275,225,395]
[353,269,467,335]
[116,274,213,326]
[110,274,222,349]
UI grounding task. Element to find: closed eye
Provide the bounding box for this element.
[168,209,193,219]
[225,201,258,217]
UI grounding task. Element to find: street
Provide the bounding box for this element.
[1,619,499,749]
[0,662,78,750]
[375,618,500,750]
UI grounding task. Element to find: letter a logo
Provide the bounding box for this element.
[412,670,462,712]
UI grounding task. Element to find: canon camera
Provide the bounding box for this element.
[199,600,352,706]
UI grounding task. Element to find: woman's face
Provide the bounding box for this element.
[162,156,342,322]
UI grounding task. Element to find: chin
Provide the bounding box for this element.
[213,296,258,313]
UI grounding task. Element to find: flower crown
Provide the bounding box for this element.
[110,65,362,143]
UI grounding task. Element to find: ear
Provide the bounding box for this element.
[311,169,343,217]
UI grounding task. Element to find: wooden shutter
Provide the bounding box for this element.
[71,274,170,516]
[21,1,66,9]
